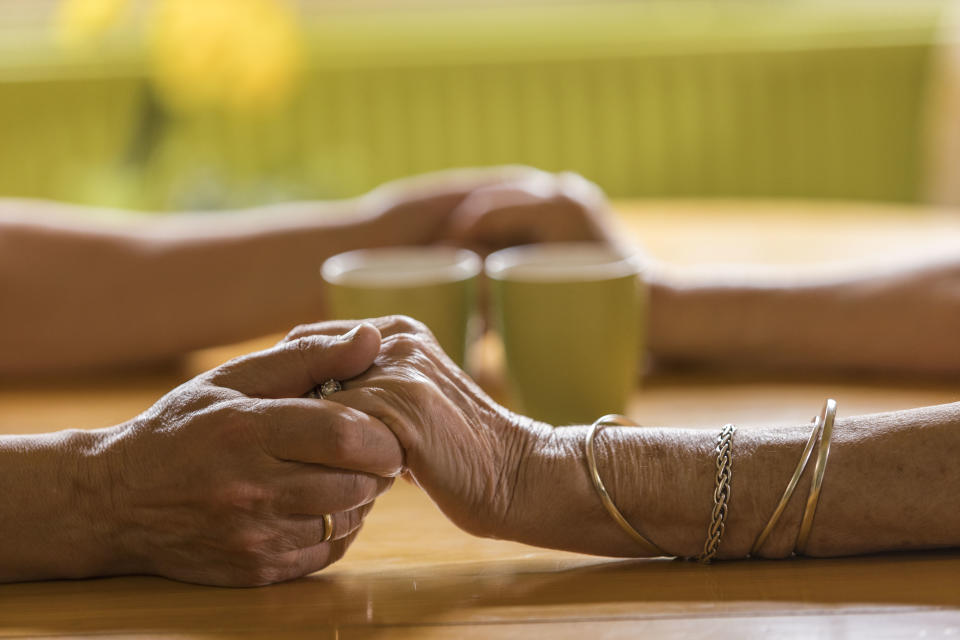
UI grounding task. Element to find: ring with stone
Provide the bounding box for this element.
[319,379,342,398]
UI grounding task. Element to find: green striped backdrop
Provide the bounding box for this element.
[0,1,945,210]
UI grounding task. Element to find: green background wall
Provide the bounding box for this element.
[0,1,946,210]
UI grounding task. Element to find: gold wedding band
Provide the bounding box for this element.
[321,513,334,543]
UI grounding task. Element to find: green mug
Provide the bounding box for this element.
[486,243,645,426]
[321,247,482,366]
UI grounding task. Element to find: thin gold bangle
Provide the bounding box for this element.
[749,416,821,556]
[794,398,837,555]
[585,414,668,557]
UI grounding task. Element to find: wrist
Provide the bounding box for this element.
[507,422,716,559]
[58,426,144,578]
[492,413,556,541]
[604,427,707,558]
[0,427,134,581]
[71,423,147,577]
[499,420,666,556]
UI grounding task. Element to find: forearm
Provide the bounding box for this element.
[0,193,452,375]
[647,257,960,375]
[510,402,960,559]
[0,166,551,376]
[0,207,364,374]
[0,429,120,581]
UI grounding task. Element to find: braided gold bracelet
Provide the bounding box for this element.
[584,414,668,557]
[697,423,736,563]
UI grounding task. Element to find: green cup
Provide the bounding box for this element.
[486,243,645,426]
[321,247,481,366]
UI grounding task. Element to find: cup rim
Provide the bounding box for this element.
[322,246,482,288]
[484,242,642,283]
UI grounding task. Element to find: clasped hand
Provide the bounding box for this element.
[85,317,540,587]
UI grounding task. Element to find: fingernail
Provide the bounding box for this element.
[339,325,362,342]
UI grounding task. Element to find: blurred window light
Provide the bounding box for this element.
[0,0,950,210]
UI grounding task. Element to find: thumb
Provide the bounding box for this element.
[208,323,382,398]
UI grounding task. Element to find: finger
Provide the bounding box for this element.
[444,185,543,246]
[443,173,560,238]
[255,398,404,476]
[338,339,476,427]
[284,315,429,343]
[274,529,362,582]
[366,165,548,205]
[277,501,374,550]
[322,527,361,568]
[448,204,540,251]
[279,320,358,343]
[325,386,420,453]
[272,464,394,515]
[210,324,381,398]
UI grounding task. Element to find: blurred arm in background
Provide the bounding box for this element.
[648,253,960,377]
[0,167,617,376]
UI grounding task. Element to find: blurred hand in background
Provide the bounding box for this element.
[0,166,621,376]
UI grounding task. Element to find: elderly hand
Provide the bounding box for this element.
[67,326,399,587]
[284,317,545,540]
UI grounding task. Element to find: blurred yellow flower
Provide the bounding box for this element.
[56,0,130,49]
[149,0,305,114]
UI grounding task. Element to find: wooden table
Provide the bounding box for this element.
[2,201,960,638]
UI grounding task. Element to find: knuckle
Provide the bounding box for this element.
[290,335,312,358]
[205,401,262,446]
[224,530,290,585]
[381,333,432,362]
[210,399,255,425]
[284,323,313,342]
[243,558,284,587]
[379,343,436,381]
[389,333,420,353]
[337,472,375,507]
[342,506,369,536]
[406,349,435,372]
[290,336,323,379]
[217,481,275,514]
[383,314,428,336]
[227,527,272,556]
[327,419,362,461]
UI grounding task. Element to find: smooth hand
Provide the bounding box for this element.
[444,170,622,255]
[366,167,622,254]
[83,325,401,586]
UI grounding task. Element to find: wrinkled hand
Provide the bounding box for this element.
[92,325,401,586]
[285,317,543,540]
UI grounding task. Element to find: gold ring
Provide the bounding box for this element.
[321,513,334,543]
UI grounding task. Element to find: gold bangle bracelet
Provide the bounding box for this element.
[794,398,837,555]
[749,415,821,556]
[585,414,668,557]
